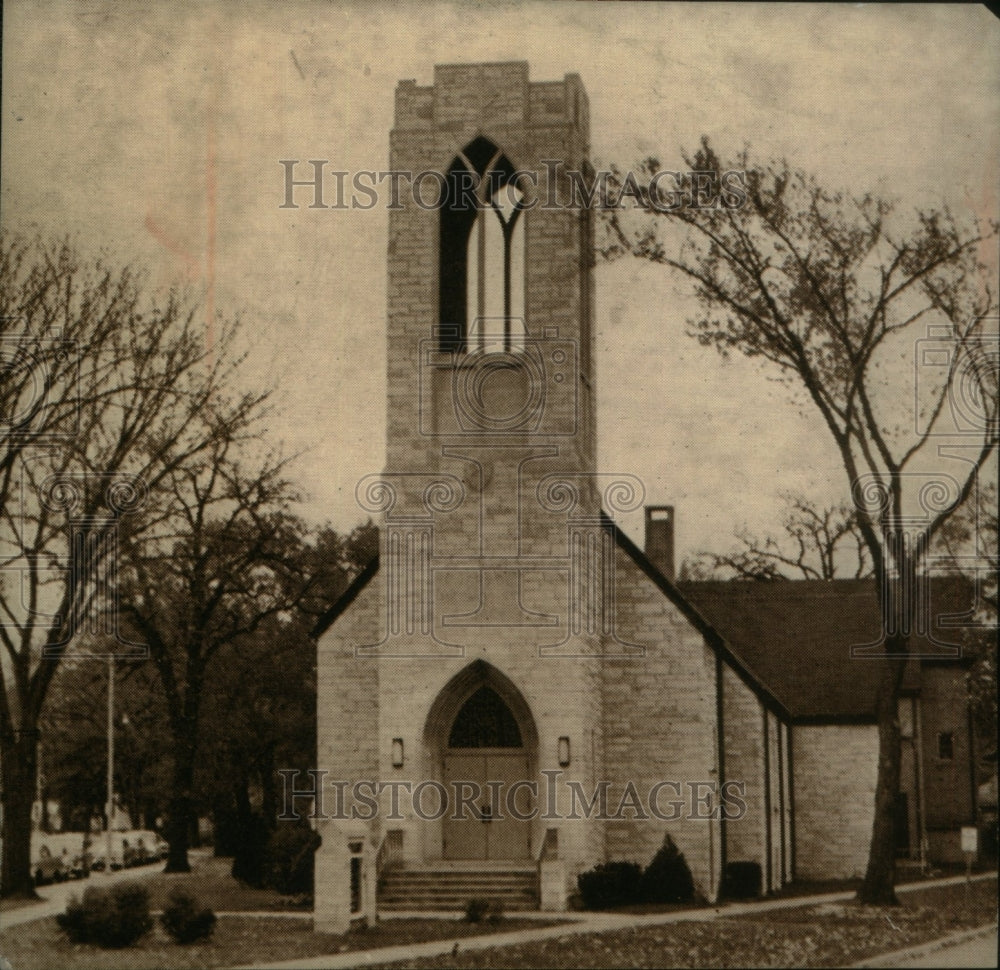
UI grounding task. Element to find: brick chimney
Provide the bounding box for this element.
[644,506,675,581]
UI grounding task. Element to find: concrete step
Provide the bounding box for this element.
[379,867,539,911]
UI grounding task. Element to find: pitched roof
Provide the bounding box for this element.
[310,555,379,640]
[605,515,791,720]
[677,576,978,721]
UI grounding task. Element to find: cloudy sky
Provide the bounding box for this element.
[3,2,997,560]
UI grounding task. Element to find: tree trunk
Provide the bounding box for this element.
[260,743,277,829]
[164,793,192,872]
[164,736,197,873]
[858,641,908,905]
[1,728,41,899]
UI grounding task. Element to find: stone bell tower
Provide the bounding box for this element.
[370,61,607,645]
[363,58,611,872]
[316,63,627,926]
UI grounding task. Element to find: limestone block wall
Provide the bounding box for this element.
[386,63,596,480]
[602,546,721,900]
[793,724,878,879]
[314,574,381,927]
[720,664,767,879]
[316,575,381,822]
[372,631,605,869]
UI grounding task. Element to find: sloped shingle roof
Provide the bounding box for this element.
[677,577,976,721]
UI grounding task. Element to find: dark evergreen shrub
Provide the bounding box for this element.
[463,898,506,924]
[464,897,490,923]
[56,882,153,948]
[576,861,643,909]
[264,823,322,895]
[722,861,763,899]
[638,835,695,904]
[231,811,270,887]
[160,889,217,944]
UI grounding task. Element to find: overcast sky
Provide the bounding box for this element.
[3,2,998,560]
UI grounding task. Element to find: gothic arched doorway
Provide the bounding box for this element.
[426,662,536,860]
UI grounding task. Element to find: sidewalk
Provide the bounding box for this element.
[0,851,208,929]
[233,871,998,970]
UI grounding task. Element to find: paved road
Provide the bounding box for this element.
[857,924,998,969]
[883,926,997,968]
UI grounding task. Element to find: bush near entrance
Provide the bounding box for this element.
[578,837,696,909]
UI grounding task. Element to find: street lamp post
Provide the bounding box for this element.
[106,652,115,873]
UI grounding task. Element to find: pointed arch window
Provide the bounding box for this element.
[448,686,523,748]
[439,137,527,355]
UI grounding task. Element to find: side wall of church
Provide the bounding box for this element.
[314,575,381,929]
[721,664,767,880]
[602,545,722,900]
[793,724,878,879]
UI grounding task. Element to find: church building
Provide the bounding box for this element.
[311,62,984,928]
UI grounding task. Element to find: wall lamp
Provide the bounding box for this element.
[558,736,571,768]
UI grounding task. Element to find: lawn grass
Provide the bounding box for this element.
[137,854,312,913]
[0,914,565,970]
[365,877,998,969]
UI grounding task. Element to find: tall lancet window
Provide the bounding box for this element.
[439,137,526,354]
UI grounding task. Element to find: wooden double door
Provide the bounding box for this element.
[440,684,534,860]
[442,750,532,860]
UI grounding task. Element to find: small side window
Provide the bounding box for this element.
[937,731,954,760]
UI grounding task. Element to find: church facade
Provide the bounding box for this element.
[312,62,983,927]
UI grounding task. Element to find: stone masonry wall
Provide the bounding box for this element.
[314,574,381,929]
[602,546,721,900]
[721,664,767,880]
[793,724,878,879]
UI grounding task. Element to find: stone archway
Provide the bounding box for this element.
[424,661,537,860]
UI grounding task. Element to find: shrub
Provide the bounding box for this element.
[577,861,643,909]
[56,882,153,948]
[464,898,506,924]
[160,890,217,944]
[264,823,322,895]
[722,861,762,899]
[638,835,695,904]
[464,897,490,923]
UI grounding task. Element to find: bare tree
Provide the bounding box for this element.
[604,145,998,903]
[116,429,326,872]
[0,234,264,896]
[685,493,872,581]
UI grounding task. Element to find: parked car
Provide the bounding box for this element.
[32,844,68,886]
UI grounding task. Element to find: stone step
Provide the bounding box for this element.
[379,895,538,910]
[379,867,539,910]
[382,872,534,883]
